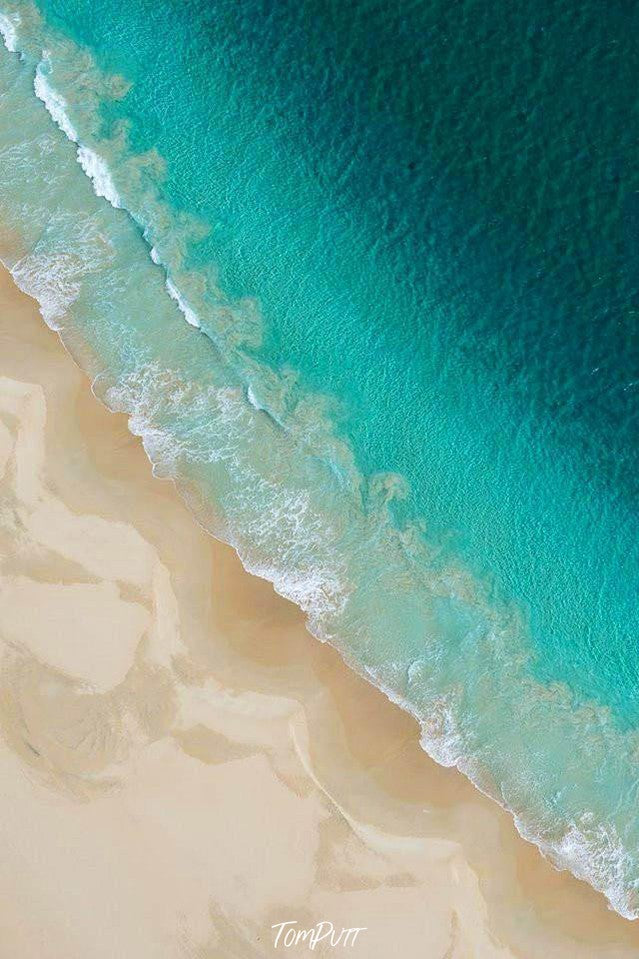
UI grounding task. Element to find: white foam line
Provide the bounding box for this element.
[34,62,122,211]
[24,46,202,336]
[0,11,18,52]
[165,278,200,328]
[247,384,262,410]
[34,64,78,141]
[76,145,121,209]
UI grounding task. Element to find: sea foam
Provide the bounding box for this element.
[165,278,201,328]
[11,252,80,328]
[76,145,122,209]
[34,65,78,141]
[0,10,17,51]
[34,64,124,213]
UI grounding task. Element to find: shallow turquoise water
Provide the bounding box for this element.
[1,0,639,917]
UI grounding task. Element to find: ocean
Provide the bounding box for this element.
[1,0,639,917]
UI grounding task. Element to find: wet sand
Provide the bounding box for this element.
[1,265,638,957]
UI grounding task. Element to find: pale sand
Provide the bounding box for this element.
[1,265,638,959]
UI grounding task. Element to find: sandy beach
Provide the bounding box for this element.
[1,263,638,958]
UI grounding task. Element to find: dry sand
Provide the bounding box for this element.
[1,264,638,958]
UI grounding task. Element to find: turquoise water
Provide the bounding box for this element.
[1,0,639,916]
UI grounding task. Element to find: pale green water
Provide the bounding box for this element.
[1,0,639,917]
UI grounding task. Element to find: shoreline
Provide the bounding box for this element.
[0,26,633,928]
[1,264,639,956]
